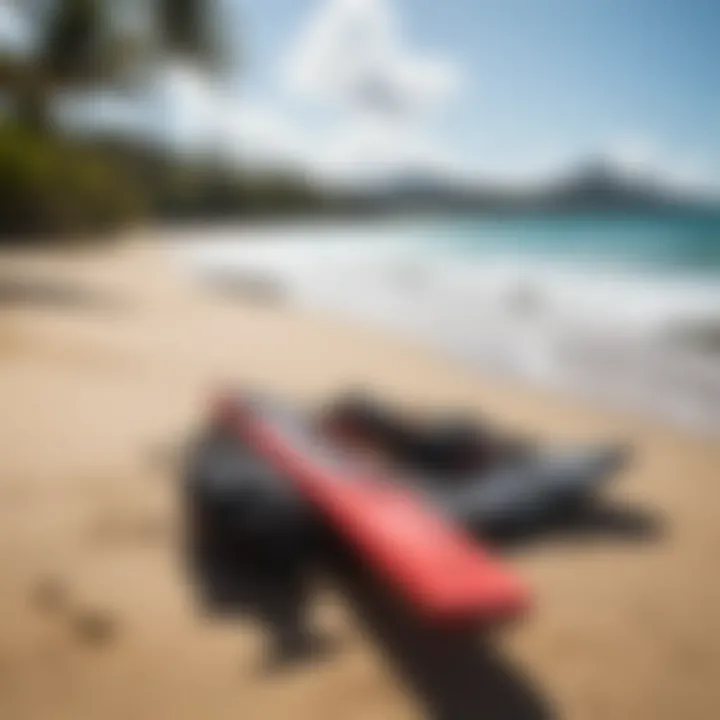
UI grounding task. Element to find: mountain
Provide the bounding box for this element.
[532,157,683,211]
[355,157,712,214]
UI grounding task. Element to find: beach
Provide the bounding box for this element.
[179,216,720,437]
[1,235,719,720]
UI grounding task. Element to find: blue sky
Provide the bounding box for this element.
[1,0,717,189]
[228,0,719,188]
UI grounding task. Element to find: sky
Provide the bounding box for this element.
[2,0,719,191]
[229,0,720,190]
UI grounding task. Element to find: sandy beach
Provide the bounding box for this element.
[1,237,719,720]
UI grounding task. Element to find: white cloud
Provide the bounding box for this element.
[602,136,657,177]
[195,0,464,186]
[47,0,718,195]
[0,1,33,54]
[602,135,717,196]
[62,0,463,187]
[311,114,464,187]
[283,0,459,118]
[270,0,463,185]
[149,64,221,151]
[220,101,312,172]
[145,65,315,173]
[58,64,222,153]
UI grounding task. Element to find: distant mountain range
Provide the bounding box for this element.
[355,158,716,214]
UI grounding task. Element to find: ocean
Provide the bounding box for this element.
[176,212,720,435]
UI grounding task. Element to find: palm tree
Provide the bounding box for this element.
[0,0,106,129]
[0,0,235,237]
[41,0,104,85]
[156,0,225,69]
[1,0,226,130]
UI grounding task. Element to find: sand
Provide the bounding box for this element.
[0,237,718,720]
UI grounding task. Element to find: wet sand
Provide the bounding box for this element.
[0,238,719,720]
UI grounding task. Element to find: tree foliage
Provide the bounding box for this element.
[156,0,224,68]
[0,1,325,241]
[0,121,146,239]
[40,0,104,85]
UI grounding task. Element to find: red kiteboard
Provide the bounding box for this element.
[221,394,529,624]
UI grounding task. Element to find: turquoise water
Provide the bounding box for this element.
[419,212,720,282]
[181,213,720,434]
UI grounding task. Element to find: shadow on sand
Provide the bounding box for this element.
[186,497,664,720]
[326,545,553,720]
[0,274,120,311]
[481,499,664,549]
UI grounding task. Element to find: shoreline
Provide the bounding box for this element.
[180,225,720,438]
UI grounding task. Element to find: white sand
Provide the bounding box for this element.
[0,238,718,720]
